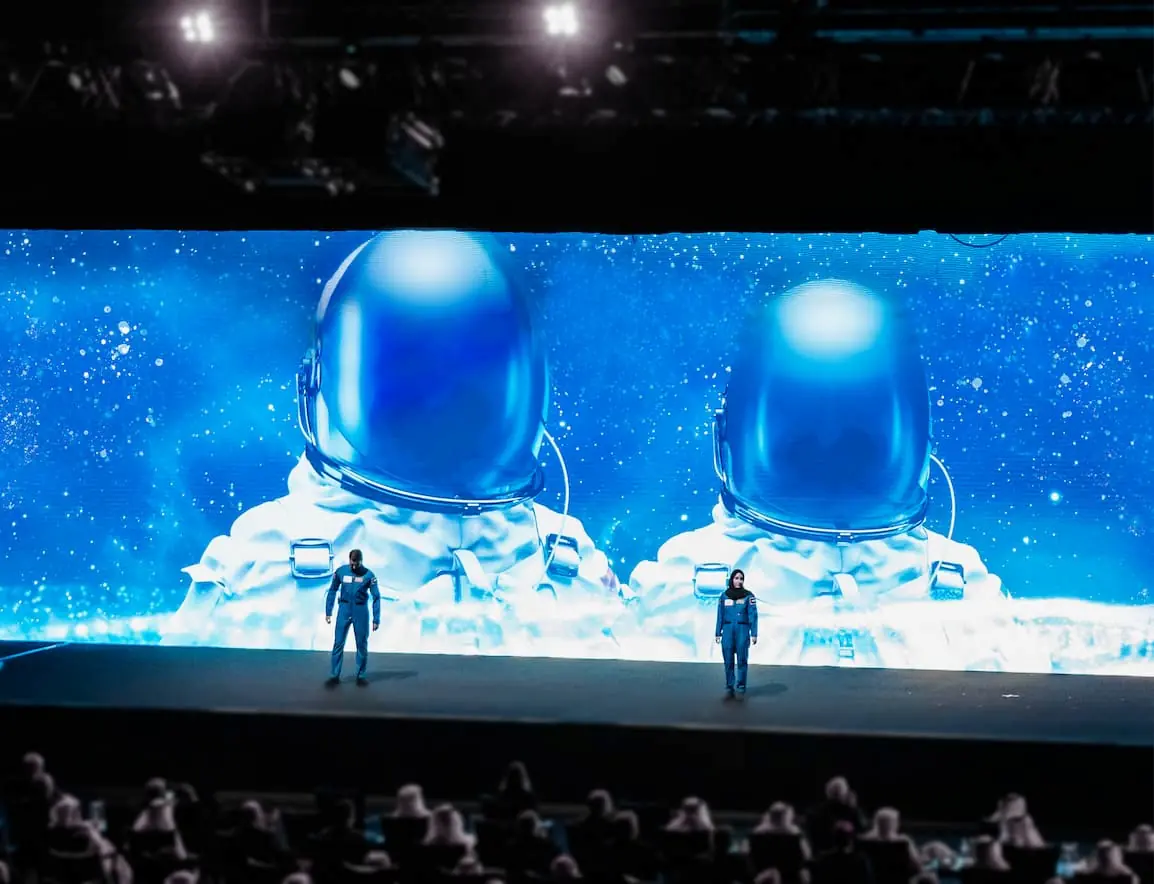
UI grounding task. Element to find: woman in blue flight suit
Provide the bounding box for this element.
[715,568,758,698]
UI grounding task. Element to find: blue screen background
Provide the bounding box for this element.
[0,230,1151,642]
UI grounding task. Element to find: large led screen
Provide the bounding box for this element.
[2,230,1152,675]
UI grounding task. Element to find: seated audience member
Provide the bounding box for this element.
[601,811,660,882]
[972,838,1012,871]
[755,870,783,884]
[47,795,133,884]
[1126,828,1154,884]
[425,806,476,849]
[564,790,616,874]
[663,795,719,877]
[171,783,208,851]
[164,872,198,884]
[13,771,58,858]
[131,794,189,859]
[419,805,475,873]
[307,798,372,868]
[807,778,868,854]
[749,803,810,883]
[666,797,715,833]
[32,770,59,802]
[860,809,905,844]
[128,793,194,884]
[983,795,1029,838]
[219,800,291,868]
[9,752,47,803]
[140,778,172,816]
[960,836,1014,884]
[810,822,874,884]
[1000,814,1047,849]
[569,790,616,846]
[755,803,805,837]
[47,795,92,851]
[5,753,50,863]
[860,808,922,871]
[489,761,538,820]
[1077,841,1139,883]
[393,784,432,819]
[1128,827,1153,853]
[505,810,561,876]
[550,855,582,880]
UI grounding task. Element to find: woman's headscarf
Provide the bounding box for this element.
[726,569,746,600]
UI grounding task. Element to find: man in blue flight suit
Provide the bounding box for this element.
[715,568,759,699]
[324,549,381,687]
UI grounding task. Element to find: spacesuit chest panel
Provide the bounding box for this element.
[544,533,582,579]
[929,560,966,600]
[721,598,753,625]
[290,538,335,580]
[693,563,731,602]
[334,566,376,605]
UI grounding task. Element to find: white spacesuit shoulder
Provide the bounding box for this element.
[654,522,730,563]
[184,488,359,589]
[182,497,295,587]
[228,495,296,539]
[626,521,737,602]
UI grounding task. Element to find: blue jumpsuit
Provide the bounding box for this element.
[325,564,382,679]
[716,591,758,692]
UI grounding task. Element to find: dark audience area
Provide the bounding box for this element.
[2,751,1150,884]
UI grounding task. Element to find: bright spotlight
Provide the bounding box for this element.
[338,68,361,90]
[180,10,215,43]
[543,3,578,37]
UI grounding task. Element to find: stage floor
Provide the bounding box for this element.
[0,641,1150,746]
[3,641,1151,830]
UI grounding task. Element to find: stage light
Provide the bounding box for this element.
[338,68,361,90]
[543,3,578,37]
[387,113,445,196]
[180,11,215,43]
